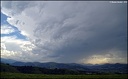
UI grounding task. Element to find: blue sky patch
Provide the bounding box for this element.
[1,12,27,40]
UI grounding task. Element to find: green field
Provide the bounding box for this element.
[1,72,128,79]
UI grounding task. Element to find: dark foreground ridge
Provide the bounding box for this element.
[1,62,128,79]
[0,62,99,74]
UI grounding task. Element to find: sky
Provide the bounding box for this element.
[1,1,127,64]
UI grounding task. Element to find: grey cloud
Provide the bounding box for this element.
[1,1,44,16]
[1,1,127,63]
[2,1,28,15]
[31,2,127,63]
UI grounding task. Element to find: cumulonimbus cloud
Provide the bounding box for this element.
[1,1,127,64]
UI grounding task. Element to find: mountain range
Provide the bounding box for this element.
[1,58,127,74]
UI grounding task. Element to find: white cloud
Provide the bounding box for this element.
[1,50,22,58]
[20,31,29,36]
[1,24,15,34]
[1,43,6,50]
[1,36,38,62]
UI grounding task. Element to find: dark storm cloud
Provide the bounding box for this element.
[1,1,127,63]
[30,2,127,63]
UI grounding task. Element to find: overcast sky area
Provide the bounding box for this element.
[1,1,127,64]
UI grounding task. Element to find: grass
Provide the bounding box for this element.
[1,72,128,79]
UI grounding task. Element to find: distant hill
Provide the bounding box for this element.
[1,58,127,74]
[1,58,18,64]
[85,63,128,74]
[0,62,84,74]
[11,62,90,71]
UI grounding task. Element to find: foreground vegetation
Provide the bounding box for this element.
[1,63,127,79]
[1,72,127,79]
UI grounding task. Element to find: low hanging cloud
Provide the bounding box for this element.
[1,36,39,62]
[1,1,127,64]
